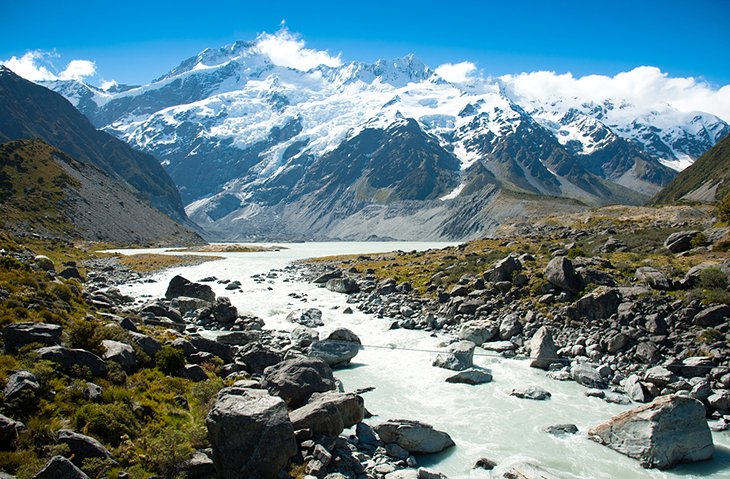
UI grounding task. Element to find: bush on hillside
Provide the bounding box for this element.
[719,193,730,223]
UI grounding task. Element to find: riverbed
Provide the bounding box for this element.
[109,242,730,479]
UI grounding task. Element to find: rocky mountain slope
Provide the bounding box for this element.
[37,40,730,240]
[0,139,203,245]
[653,133,730,204]
[0,66,191,225]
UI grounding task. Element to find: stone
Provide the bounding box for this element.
[289,392,364,437]
[664,231,700,254]
[238,343,283,375]
[432,341,475,371]
[56,429,115,466]
[287,308,324,328]
[643,366,677,388]
[206,388,297,479]
[458,320,498,344]
[482,341,516,353]
[445,368,493,385]
[571,363,608,389]
[510,385,551,400]
[635,267,672,290]
[474,457,497,470]
[224,281,241,290]
[544,424,578,435]
[32,456,89,479]
[189,336,234,363]
[313,270,341,284]
[36,346,107,377]
[58,267,83,281]
[635,342,660,364]
[417,469,448,479]
[325,327,362,344]
[213,297,238,323]
[502,462,560,479]
[165,275,215,302]
[291,326,319,348]
[2,322,62,352]
[575,287,620,321]
[309,340,360,367]
[499,314,522,340]
[483,255,522,283]
[527,326,558,370]
[325,278,359,293]
[101,340,137,372]
[680,356,715,378]
[183,450,216,478]
[544,256,581,293]
[4,370,40,403]
[262,357,337,408]
[0,413,24,448]
[183,364,209,382]
[374,419,455,454]
[708,390,730,411]
[83,382,103,402]
[693,305,730,327]
[605,333,629,353]
[588,395,713,469]
[128,332,162,357]
[34,255,55,271]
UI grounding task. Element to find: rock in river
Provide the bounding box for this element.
[432,341,475,371]
[588,395,713,469]
[165,275,216,302]
[510,386,551,401]
[261,357,337,408]
[374,419,455,454]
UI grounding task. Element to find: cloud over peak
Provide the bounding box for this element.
[254,28,341,71]
[435,61,478,83]
[1,50,97,82]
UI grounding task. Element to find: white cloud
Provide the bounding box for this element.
[1,50,97,82]
[58,59,96,80]
[435,61,477,83]
[255,28,341,71]
[100,79,118,91]
[500,66,730,122]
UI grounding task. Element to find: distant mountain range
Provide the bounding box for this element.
[35,40,730,240]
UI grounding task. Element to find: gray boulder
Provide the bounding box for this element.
[128,331,162,356]
[289,392,364,437]
[445,368,493,385]
[693,305,730,327]
[183,364,209,382]
[2,322,62,352]
[501,462,561,479]
[374,419,455,454]
[545,256,581,293]
[206,388,297,479]
[325,278,359,293]
[326,327,362,344]
[544,424,578,435]
[510,386,551,400]
[635,267,672,290]
[483,255,521,283]
[0,413,24,448]
[32,456,89,479]
[309,340,360,368]
[238,343,283,375]
[432,341,475,371]
[458,320,498,344]
[499,314,522,340]
[527,326,558,370]
[588,395,713,469]
[286,308,324,328]
[36,346,107,377]
[643,366,677,388]
[213,297,238,323]
[708,390,730,411]
[575,287,620,321]
[165,275,216,302]
[57,429,115,466]
[664,231,699,254]
[261,357,337,408]
[101,340,137,371]
[571,363,608,389]
[291,326,319,348]
[4,370,40,403]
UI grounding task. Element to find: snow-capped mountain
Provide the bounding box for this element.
[39,38,730,240]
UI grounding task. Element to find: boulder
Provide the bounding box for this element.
[165,275,216,302]
[432,341,475,371]
[4,370,40,403]
[588,395,713,469]
[101,340,137,372]
[374,419,455,454]
[139,301,183,323]
[213,297,238,323]
[544,424,578,435]
[206,388,297,479]
[544,256,581,293]
[325,278,359,293]
[499,314,522,340]
[183,450,216,478]
[0,413,24,449]
[36,346,107,377]
[291,326,319,348]
[664,231,699,254]
[326,328,362,344]
[286,308,324,328]
[510,386,551,400]
[238,343,283,375]
[483,255,521,283]
[635,267,672,291]
[313,270,341,284]
[56,429,115,466]
[32,455,89,479]
[502,462,560,479]
[458,320,498,344]
[571,363,608,389]
[575,287,620,321]
[261,357,337,408]
[183,364,209,382]
[189,336,234,363]
[128,331,162,357]
[309,340,359,367]
[58,267,83,281]
[643,366,677,388]
[445,368,493,385]
[2,322,62,352]
[624,375,651,403]
[708,390,730,411]
[679,356,715,378]
[289,392,365,437]
[527,326,558,370]
[693,305,730,327]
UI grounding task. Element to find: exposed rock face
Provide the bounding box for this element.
[261,357,337,408]
[101,340,137,371]
[32,455,90,479]
[325,278,360,293]
[458,320,498,344]
[445,368,493,385]
[309,340,360,368]
[289,392,365,437]
[510,386,551,401]
[527,326,558,370]
[2,322,62,352]
[0,413,24,449]
[286,308,324,328]
[483,255,522,283]
[165,275,216,302]
[36,346,107,377]
[374,419,455,454]
[588,395,713,469]
[664,231,699,253]
[635,267,672,290]
[575,287,620,321]
[571,363,608,389]
[432,341,475,371]
[544,257,581,293]
[56,429,115,466]
[693,305,730,327]
[4,370,40,403]
[207,388,297,479]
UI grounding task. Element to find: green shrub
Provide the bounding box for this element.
[690,232,708,249]
[68,319,104,356]
[139,429,192,477]
[567,247,586,259]
[718,193,730,223]
[75,403,138,446]
[155,346,185,376]
[699,267,729,290]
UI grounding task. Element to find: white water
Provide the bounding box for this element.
[109,242,730,479]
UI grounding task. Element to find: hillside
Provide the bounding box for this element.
[653,133,730,204]
[0,66,190,225]
[0,139,203,245]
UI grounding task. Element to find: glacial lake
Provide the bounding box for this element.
[109,242,730,479]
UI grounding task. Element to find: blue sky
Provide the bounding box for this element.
[1,0,729,86]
